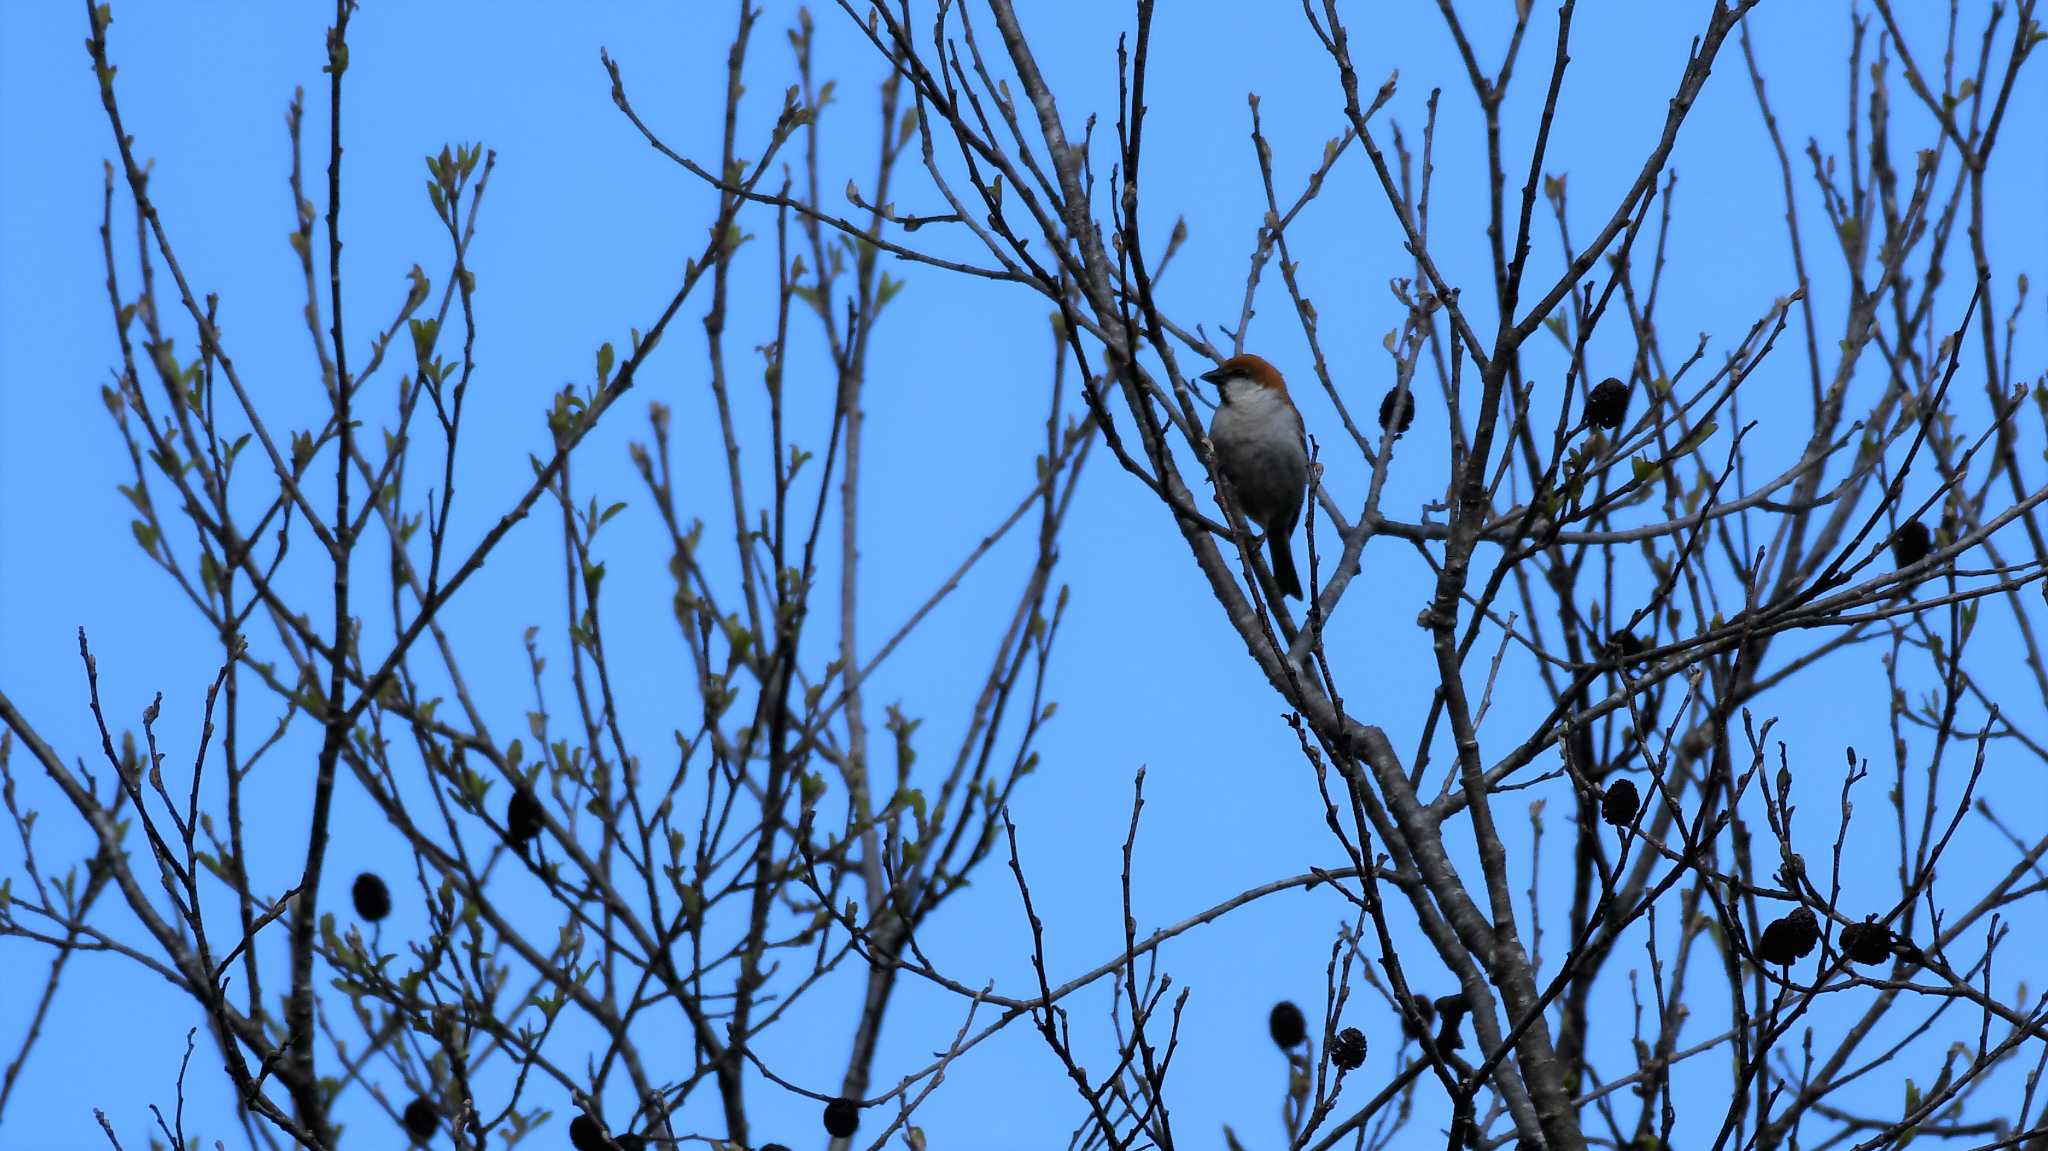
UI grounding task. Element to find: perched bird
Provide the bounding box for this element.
[1202,354,1308,599]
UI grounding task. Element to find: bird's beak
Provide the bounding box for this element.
[1199,367,1225,385]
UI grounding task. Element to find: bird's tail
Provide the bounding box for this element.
[1270,533,1303,599]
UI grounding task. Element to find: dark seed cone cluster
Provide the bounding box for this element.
[1379,386,1416,437]
[1757,907,1821,965]
[1608,631,1646,664]
[1400,993,1437,1040]
[823,1098,860,1139]
[352,872,391,922]
[1432,995,1470,1051]
[1602,779,1641,827]
[1330,1026,1367,1071]
[1269,1000,1308,1049]
[507,788,545,848]
[1891,520,1933,569]
[402,1097,437,1141]
[1587,377,1629,430]
[1840,919,1892,965]
[569,1115,645,1151]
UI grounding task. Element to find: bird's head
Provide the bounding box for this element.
[1200,353,1288,406]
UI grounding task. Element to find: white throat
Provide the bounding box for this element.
[1220,377,1290,419]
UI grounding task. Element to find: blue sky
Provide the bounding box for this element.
[3,2,2044,1149]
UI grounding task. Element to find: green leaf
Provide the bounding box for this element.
[1673,419,1718,457]
[596,341,615,386]
[718,613,753,654]
[409,317,440,361]
[1900,1079,1921,1148]
[895,787,927,826]
[876,272,905,310]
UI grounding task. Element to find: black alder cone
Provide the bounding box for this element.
[351,872,391,922]
[1840,919,1891,965]
[1783,907,1821,953]
[1379,386,1416,437]
[1756,920,1795,965]
[402,1097,437,1140]
[1432,995,1470,1051]
[1608,631,1646,664]
[1602,779,1641,827]
[1330,1026,1367,1071]
[1400,993,1436,1039]
[507,788,545,847]
[823,1098,860,1139]
[1268,1000,1308,1048]
[569,1115,605,1151]
[1758,907,1821,965]
[1891,520,1933,569]
[1587,377,1629,430]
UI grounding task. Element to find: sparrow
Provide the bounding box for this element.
[1202,353,1308,599]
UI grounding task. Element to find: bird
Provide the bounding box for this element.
[1201,353,1308,599]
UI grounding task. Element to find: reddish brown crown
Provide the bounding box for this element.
[1204,353,1287,392]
